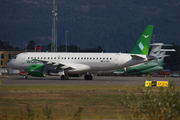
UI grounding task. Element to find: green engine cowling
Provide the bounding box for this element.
[29,64,48,77]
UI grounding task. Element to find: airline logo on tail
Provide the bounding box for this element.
[128,25,154,55]
[153,51,158,54]
[138,42,144,50]
[143,35,149,38]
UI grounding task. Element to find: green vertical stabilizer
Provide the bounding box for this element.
[129,25,154,55]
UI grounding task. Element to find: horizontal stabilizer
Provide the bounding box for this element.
[156,55,170,58]
[160,49,176,52]
[130,55,146,60]
[150,43,174,46]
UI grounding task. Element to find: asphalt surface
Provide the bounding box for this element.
[1,74,179,86]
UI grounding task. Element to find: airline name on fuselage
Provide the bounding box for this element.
[27,60,42,64]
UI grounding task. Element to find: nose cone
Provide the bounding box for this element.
[7,60,11,68]
[7,60,14,68]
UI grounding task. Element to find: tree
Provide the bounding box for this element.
[27,40,36,50]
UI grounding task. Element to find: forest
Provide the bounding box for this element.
[0,0,179,52]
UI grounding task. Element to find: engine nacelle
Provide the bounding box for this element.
[29,64,48,77]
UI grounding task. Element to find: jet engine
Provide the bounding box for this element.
[29,64,48,77]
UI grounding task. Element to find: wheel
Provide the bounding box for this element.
[84,75,93,80]
[89,75,93,80]
[23,75,28,79]
[61,75,69,80]
[61,75,65,80]
[65,75,69,80]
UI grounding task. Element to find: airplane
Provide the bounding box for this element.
[92,43,173,76]
[127,49,176,76]
[119,43,174,75]
[7,25,155,80]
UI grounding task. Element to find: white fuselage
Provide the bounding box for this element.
[7,52,149,74]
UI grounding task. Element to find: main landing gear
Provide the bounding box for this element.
[84,74,93,80]
[61,75,69,80]
[23,74,28,79]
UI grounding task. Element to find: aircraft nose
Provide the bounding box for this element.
[7,60,12,68]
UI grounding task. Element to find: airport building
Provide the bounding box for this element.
[0,51,23,68]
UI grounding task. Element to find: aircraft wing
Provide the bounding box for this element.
[32,59,91,71]
[33,59,75,69]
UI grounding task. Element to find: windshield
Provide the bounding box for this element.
[13,55,17,59]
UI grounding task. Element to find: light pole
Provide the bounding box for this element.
[65,30,69,52]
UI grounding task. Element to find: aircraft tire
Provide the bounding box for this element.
[23,75,28,79]
[61,75,69,80]
[84,75,93,80]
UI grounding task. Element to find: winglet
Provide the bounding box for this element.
[129,25,154,55]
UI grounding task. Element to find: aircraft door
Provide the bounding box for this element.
[114,54,119,65]
[22,53,27,65]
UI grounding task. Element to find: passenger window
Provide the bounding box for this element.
[28,57,30,59]
[61,57,63,59]
[75,57,76,59]
[31,57,33,59]
[87,57,89,60]
[107,58,108,60]
[93,58,95,60]
[48,57,50,59]
[96,58,98,60]
[103,58,105,60]
[54,57,56,59]
[64,57,66,59]
[84,57,86,60]
[58,57,60,59]
[81,57,83,59]
[38,57,39,59]
[34,57,36,59]
[72,57,73,59]
[78,57,80,59]
[41,57,43,59]
[51,57,53,59]
[44,57,46,59]
[68,57,70,59]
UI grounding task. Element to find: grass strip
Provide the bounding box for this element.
[1,85,180,92]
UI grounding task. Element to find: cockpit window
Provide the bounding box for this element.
[13,56,17,59]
